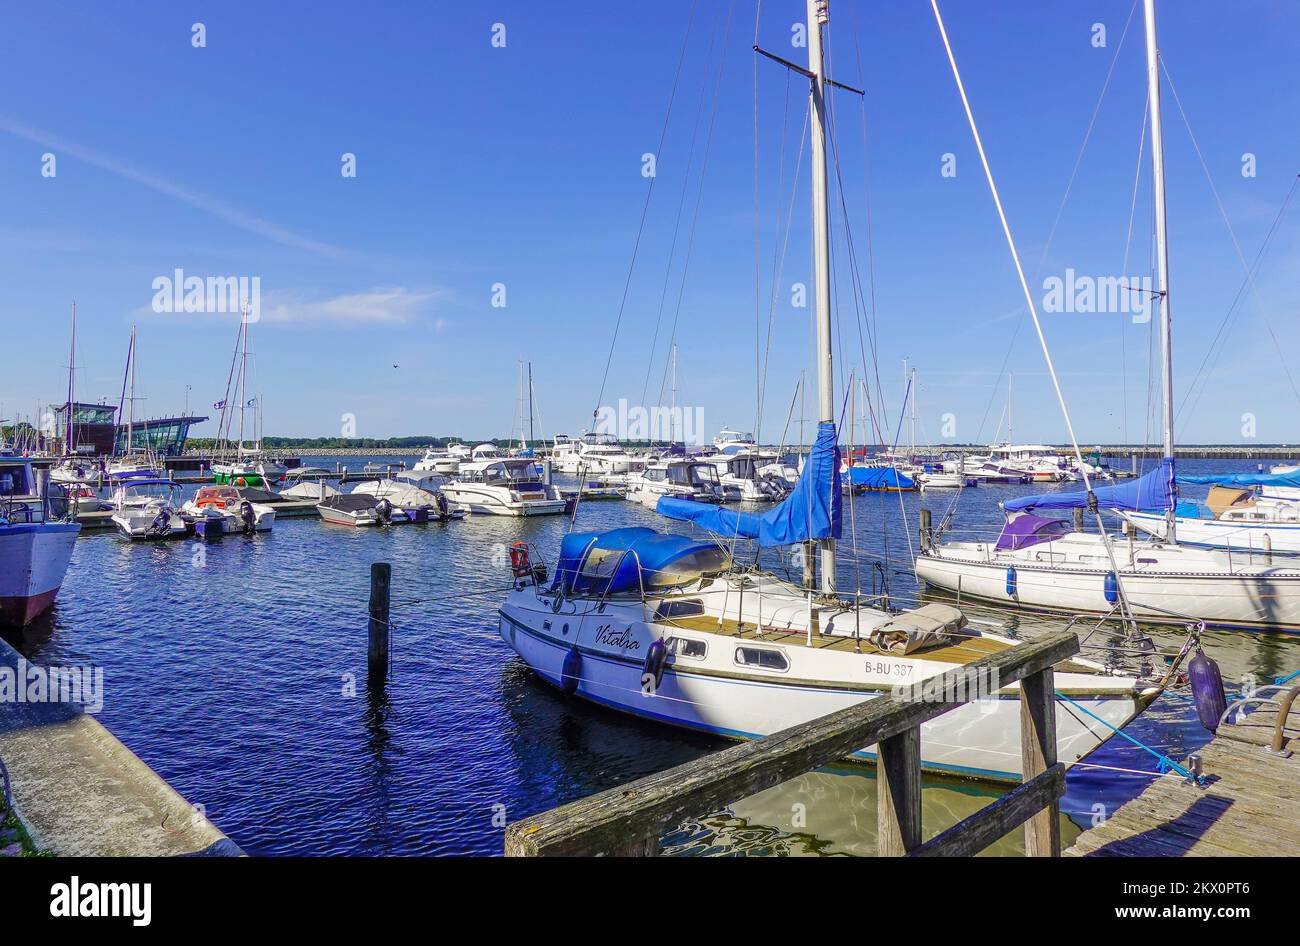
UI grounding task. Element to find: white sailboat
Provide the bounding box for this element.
[497,0,1174,782]
[915,0,1300,632]
[212,312,286,487]
[107,325,164,482]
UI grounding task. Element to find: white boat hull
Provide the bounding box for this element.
[1124,509,1300,555]
[440,483,566,517]
[0,522,80,625]
[498,590,1144,782]
[916,542,1300,631]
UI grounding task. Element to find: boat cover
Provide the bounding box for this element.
[994,512,1072,551]
[552,527,730,596]
[655,421,841,547]
[1179,470,1300,489]
[848,466,915,490]
[1003,457,1176,513]
[321,494,378,512]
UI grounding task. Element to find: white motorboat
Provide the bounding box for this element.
[705,453,791,503]
[442,455,567,516]
[0,457,81,625]
[180,485,276,537]
[317,493,390,527]
[110,478,190,540]
[626,458,725,509]
[279,468,340,501]
[413,445,463,475]
[347,471,464,523]
[559,437,643,477]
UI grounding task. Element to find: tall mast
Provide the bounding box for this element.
[527,362,535,444]
[1007,371,1013,444]
[128,325,136,451]
[1144,0,1176,544]
[65,302,77,455]
[671,343,678,444]
[239,306,249,449]
[910,366,917,458]
[807,0,835,594]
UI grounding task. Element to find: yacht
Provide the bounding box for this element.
[110,478,190,540]
[497,1,1189,782]
[347,470,464,523]
[413,445,463,475]
[441,455,567,516]
[0,457,81,624]
[626,458,725,509]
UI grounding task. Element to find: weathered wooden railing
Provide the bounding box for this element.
[504,629,1078,857]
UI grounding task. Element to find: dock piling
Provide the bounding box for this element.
[368,563,391,676]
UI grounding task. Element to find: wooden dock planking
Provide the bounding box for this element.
[1066,705,1300,857]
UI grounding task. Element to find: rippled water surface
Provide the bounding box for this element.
[6,455,1298,855]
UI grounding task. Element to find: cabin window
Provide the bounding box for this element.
[667,637,706,660]
[655,599,705,619]
[735,646,788,672]
[0,465,31,496]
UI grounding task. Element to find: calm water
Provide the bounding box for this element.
[5,455,1299,856]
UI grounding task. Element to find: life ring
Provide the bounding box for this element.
[235,477,248,488]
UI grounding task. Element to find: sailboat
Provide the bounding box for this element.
[915,0,1300,631]
[496,0,1175,782]
[106,325,164,482]
[212,312,287,488]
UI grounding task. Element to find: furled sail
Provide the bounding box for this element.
[656,420,842,547]
[1002,457,1176,513]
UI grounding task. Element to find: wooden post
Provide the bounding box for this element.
[802,540,816,590]
[920,508,932,553]
[1072,508,1084,534]
[368,563,391,677]
[1019,667,1060,856]
[877,727,922,856]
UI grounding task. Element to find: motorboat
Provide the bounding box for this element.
[109,478,190,540]
[347,471,464,523]
[441,456,567,516]
[413,445,463,475]
[0,457,81,625]
[279,468,341,502]
[626,459,725,509]
[704,453,791,503]
[180,485,276,537]
[317,493,390,527]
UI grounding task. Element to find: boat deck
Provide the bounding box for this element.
[1066,703,1300,856]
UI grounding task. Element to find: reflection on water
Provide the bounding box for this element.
[4,455,1298,855]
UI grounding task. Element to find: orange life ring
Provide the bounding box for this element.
[235,477,248,487]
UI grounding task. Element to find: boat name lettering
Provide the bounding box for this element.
[594,624,639,651]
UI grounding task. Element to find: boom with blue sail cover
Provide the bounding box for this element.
[1002,457,1176,513]
[656,421,842,547]
[1178,470,1300,489]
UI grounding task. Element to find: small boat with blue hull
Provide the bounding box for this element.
[0,457,80,625]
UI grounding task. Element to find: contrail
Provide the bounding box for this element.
[0,116,347,259]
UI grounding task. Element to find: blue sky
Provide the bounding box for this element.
[2,0,1298,445]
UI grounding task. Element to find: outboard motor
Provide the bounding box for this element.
[146,506,172,538]
[376,498,393,526]
[436,492,450,518]
[1189,648,1227,733]
[240,501,256,533]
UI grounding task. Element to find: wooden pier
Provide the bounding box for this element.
[1067,699,1300,857]
[505,630,1078,857]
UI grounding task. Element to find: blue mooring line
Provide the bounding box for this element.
[1055,691,1204,785]
[1275,668,1300,686]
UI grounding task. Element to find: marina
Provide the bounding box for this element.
[0,0,1295,922]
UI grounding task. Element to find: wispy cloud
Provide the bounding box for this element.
[0,116,347,259]
[260,287,442,324]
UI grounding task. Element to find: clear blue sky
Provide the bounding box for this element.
[2,1,1298,445]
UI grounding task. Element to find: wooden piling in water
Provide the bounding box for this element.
[1073,508,1084,534]
[919,508,932,553]
[368,563,391,676]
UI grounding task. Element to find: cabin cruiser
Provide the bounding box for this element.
[626,459,725,509]
[180,485,276,537]
[556,438,643,478]
[107,452,163,481]
[110,478,190,540]
[413,445,463,475]
[441,456,567,516]
[703,453,791,503]
[0,457,81,624]
[713,428,758,455]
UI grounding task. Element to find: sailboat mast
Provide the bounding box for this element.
[128,325,136,452]
[239,307,248,449]
[671,343,678,444]
[807,0,835,594]
[66,302,76,455]
[527,362,535,444]
[1144,0,1176,544]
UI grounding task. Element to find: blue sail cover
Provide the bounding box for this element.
[848,466,915,490]
[551,526,728,595]
[1002,457,1176,513]
[656,420,842,547]
[1178,470,1300,489]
